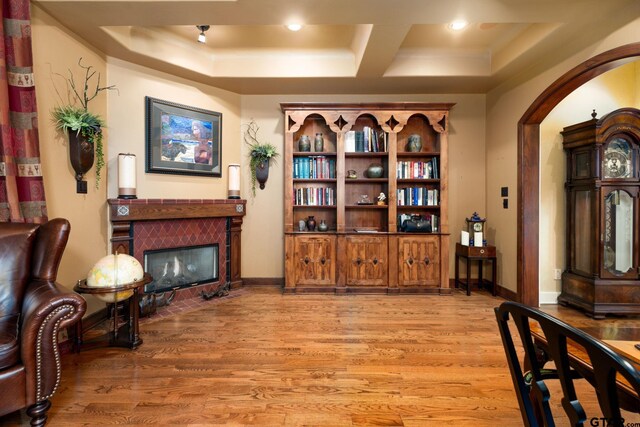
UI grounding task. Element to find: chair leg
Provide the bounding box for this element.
[26,400,51,427]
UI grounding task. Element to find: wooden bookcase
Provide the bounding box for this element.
[281,103,454,294]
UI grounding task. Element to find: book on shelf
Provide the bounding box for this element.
[396,188,439,206]
[293,186,335,206]
[396,159,438,179]
[344,129,387,153]
[293,156,336,179]
[345,131,356,153]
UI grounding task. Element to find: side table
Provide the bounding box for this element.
[455,243,497,296]
[73,273,151,351]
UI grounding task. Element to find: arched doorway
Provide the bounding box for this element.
[517,42,640,307]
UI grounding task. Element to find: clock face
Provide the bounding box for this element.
[604,151,630,178]
[603,138,632,179]
[473,222,483,232]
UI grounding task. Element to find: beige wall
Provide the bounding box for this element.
[636,62,640,104]
[539,63,639,302]
[32,5,109,313]
[486,17,640,297]
[240,94,486,278]
[106,59,241,200]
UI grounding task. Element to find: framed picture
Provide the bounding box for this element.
[145,97,222,177]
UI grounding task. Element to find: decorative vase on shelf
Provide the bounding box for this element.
[407,134,422,152]
[298,220,307,232]
[318,220,328,232]
[314,133,324,152]
[298,135,311,152]
[306,216,316,232]
[365,163,384,178]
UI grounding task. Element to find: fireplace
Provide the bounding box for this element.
[144,243,219,293]
[107,199,245,310]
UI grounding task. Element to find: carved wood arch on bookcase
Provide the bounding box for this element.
[391,112,449,134]
[518,42,640,307]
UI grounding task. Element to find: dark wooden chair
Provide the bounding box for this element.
[495,301,640,427]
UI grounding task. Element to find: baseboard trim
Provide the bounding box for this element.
[495,285,517,301]
[243,277,284,287]
[539,291,560,305]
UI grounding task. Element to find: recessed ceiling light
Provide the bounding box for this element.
[448,20,468,31]
[287,23,303,32]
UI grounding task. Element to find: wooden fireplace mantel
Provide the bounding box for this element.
[107,198,247,288]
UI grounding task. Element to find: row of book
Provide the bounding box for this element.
[345,128,388,153]
[293,156,336,179]
[397,188,439,206]
[396,159,439,179]
[293,187,336,206]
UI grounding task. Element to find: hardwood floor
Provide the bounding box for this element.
[2,286,639,426]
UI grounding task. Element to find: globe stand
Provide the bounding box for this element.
[73,273,152,352]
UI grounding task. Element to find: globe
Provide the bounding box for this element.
[87,254,144,303]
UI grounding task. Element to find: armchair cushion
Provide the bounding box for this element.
[0,313,19,370]
[0,225,37,370]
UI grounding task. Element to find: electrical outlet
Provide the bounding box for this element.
[554,269,562,280]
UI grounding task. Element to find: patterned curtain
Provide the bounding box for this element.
[0,0,47,223]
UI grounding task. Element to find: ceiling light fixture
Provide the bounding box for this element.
[196,25,210,43]
[448,20,468,31]
[286,23,303,32]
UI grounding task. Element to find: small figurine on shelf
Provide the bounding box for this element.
[347,169,357,179]
[357,194,372,205]
[377,192,386,206]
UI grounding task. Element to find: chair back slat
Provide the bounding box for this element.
[495,302,640,427]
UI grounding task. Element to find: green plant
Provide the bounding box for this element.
[51,58,117,188]
[244,120,278,196]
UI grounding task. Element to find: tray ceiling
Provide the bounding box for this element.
[33,0,640,94]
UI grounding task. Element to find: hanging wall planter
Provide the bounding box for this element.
[255,160,270,190]
[51,58,116,193]
[67,129,95,192]
[244,120,279,196]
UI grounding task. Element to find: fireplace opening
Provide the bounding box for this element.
[144,244,219,294]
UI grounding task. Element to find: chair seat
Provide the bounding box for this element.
[0,313,19,370]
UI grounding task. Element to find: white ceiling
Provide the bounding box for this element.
[34,0,640,94]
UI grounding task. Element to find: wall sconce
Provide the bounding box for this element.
[228,164,240,199]
[196,25,210,43]
[118,153,137,199]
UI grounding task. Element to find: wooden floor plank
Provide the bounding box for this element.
[2,286,639,425]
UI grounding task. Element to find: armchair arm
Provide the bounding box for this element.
[20,280,86,404]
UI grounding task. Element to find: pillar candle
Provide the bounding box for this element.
[461,231,469,246]
[474,232,483,247]
[228,163,240,199]
[118,153,137,199]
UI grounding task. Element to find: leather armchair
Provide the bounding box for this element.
[0,218,86,426]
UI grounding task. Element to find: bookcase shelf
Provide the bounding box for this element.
[281,102,454,294]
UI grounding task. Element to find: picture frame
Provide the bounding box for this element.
[145,96,222,177]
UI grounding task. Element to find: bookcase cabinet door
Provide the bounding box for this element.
[345,235,388,286]
[293,235,336,286]
[397,236,440,287]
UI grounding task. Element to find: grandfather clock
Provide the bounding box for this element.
[560,108,640,318]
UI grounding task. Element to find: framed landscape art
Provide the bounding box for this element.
[145,97,222,177]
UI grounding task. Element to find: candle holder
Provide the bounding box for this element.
[228,164,241,199]
[117,153,137,199]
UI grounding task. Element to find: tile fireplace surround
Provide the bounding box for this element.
[107,199,246,307]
